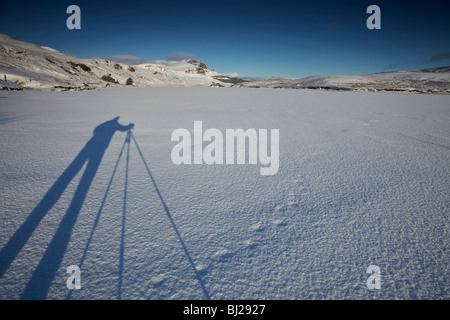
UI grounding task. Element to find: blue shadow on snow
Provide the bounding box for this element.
[0,117,133,300]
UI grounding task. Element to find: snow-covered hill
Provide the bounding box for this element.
[0,34,240,90]
[238,68,450,93]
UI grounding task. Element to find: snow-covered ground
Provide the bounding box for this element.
[0,87,448,300]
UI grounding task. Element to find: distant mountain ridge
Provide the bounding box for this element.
[419,66,450,73]
[236,67,450,93]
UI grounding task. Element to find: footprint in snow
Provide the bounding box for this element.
[151,274,168,287]
[274,204,283,211]
[250,222,264,232]
[243,239,257,249]
[195,264,209,275]
[287,201,298,208]
[213,249,231,261]
[273,219,286,227]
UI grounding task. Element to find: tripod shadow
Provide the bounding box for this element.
[0,117,133,300]
[68,132,209,300]
[131,133,211,300]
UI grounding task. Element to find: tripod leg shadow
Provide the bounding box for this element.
[118,131,131,300]
[66,133,129,300]
[131,132,211,300]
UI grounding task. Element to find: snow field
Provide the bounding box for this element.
[0,87,448,299]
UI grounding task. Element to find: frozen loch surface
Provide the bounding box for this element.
[0,87,448,299]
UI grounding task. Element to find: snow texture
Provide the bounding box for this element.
[0,87,448,300]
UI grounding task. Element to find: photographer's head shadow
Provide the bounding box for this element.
[0,117,133,300]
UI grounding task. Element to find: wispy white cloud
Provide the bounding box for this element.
[110,54,149,65]
[163,52,197,61]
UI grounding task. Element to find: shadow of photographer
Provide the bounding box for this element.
[0,117,133,300]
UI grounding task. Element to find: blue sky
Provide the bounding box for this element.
[0,0,449,79]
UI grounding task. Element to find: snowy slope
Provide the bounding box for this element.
[0,87,448,300]
[0,34,236,90]
[239,68,450,93]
